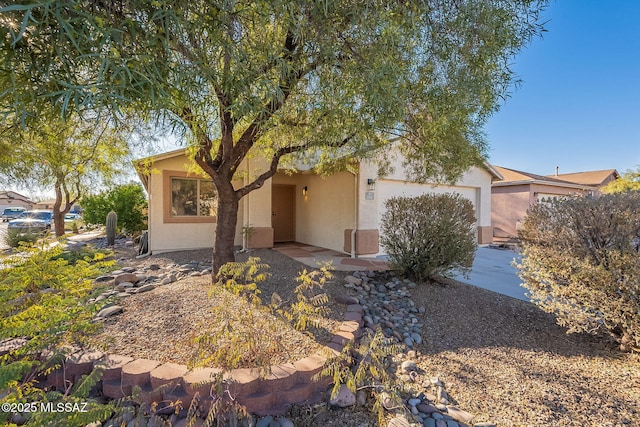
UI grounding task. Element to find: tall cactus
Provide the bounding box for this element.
[106,211,118,246]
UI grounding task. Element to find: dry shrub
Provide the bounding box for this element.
[517,192,640,352]
[380,193,476,281]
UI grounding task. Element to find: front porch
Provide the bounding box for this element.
[272,242,389,272]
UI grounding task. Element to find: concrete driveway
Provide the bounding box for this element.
[453,246,528,301]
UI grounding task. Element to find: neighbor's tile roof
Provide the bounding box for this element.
[493,166,576,184]
[545,169,619,186]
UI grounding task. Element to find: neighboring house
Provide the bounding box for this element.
[135,148,501,255]
[491,166,619,241]
[545,169,620,194]
[33,199,82,213]
[0,190,33,212]
[32,199,57,210]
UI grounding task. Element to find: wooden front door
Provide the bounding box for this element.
[272,185,296,242]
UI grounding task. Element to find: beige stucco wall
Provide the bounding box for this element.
[146,154,270,253]
[144,149,493,254]
[272,171,356,253]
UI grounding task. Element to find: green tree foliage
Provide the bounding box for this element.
[81,183,148,235]
[602,168,640,193]
[380,193,477,281]
[517,193,640,352]
[0,112,130,237]
[0,245,117,426]
[0,0,548,273]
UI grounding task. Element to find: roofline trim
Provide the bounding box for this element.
[492,179,597,190]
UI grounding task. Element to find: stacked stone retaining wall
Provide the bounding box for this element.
[42,304,364,416]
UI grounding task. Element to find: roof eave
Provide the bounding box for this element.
[492,179,597,190]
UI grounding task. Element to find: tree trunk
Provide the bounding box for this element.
[53,182,65,237]
[53,179,75,237]
[212,181,240,276]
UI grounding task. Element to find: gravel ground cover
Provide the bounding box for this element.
[87,247,640,426]
[410,279,640,426]
[88,248,348,367]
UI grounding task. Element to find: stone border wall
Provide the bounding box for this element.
[42,304,364,416]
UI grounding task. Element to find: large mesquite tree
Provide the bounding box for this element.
[0,0,547,274]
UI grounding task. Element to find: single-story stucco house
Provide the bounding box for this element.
[0,190,32,212]
[491,166,619,241]
[135,148,502,256]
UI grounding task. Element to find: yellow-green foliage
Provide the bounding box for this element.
[191,286,286,372]
[192,258,333,373]
[317,328,403,426]
[215,256,268,305]
[4,229,41,248]
[0,245,116,426]
[190,257,335,425]
[279,263,332,331]
[602,168,640,193]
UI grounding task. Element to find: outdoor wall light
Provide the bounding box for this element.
[367,178,376,191]
[302,186,308,196]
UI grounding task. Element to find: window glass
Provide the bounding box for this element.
[199,180,217,217]
[170,177,216,217]
[171,178,198,216]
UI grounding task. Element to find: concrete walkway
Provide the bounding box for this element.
[273,242,390,271]
[453,246,527,301]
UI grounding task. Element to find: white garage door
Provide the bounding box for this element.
[376,180,479,239]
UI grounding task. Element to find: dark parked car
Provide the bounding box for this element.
[8,210,54,233]
[1,207,26,222]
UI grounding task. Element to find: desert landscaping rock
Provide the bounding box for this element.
[83,259,487,427]
[135,284,156,293]
[114,272,140,285]
[96,305,123,318]
[94,274,115,283]
[344,275,362,286]
[387,415,410,427]
[329,384,357,408]
[255,415,273,427]
[33,240,635,426]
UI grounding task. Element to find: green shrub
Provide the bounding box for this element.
[380,193,476,281]
[81,182,147,235]
[0,245,116,425]
[4,229,42,248]
[517,192,640,352]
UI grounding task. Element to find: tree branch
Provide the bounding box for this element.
[228,30,315,173]
[235,144,308,198]
[176,107,218,175]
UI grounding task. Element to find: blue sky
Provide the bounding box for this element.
[484,0,640,176]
